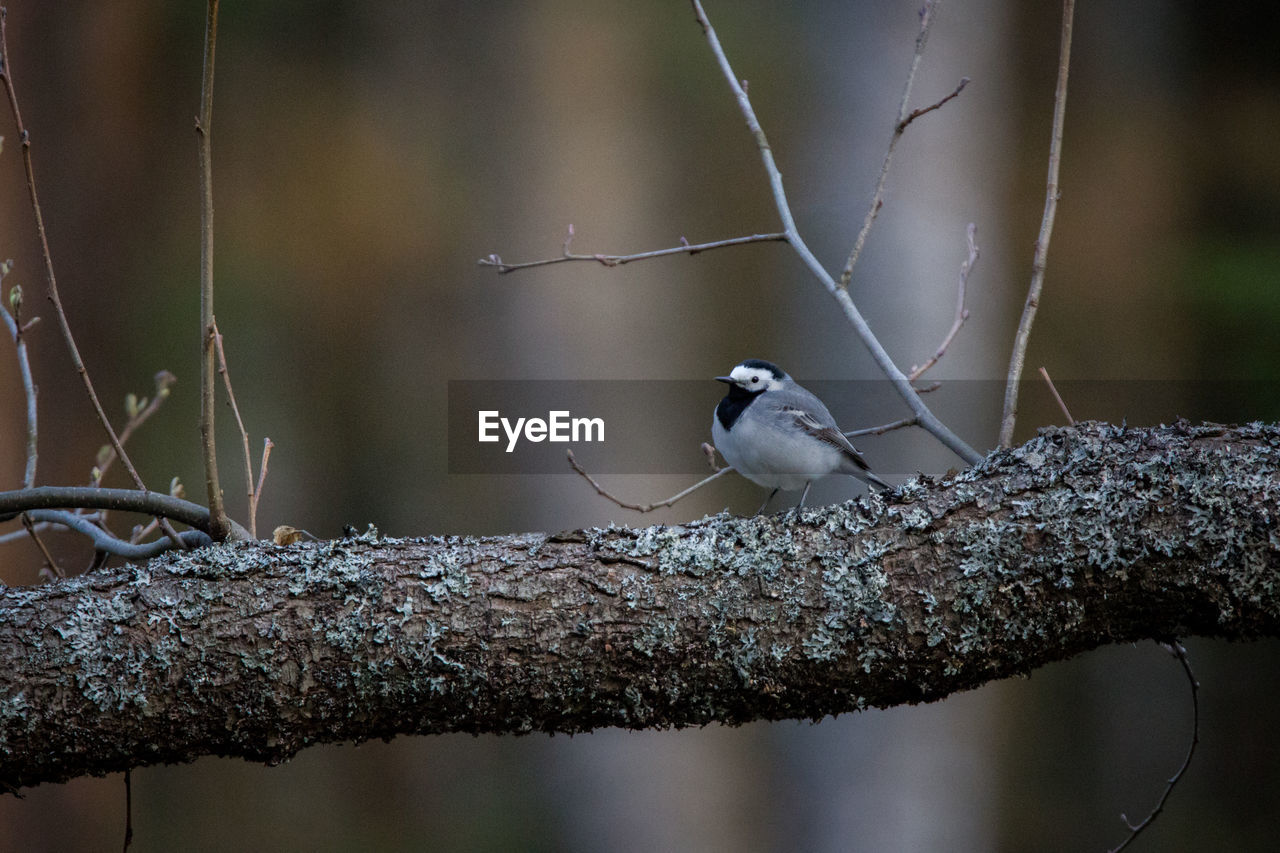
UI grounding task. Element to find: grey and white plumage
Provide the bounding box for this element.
[712,359,888,510]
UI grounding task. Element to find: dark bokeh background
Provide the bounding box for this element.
[2,2,1279,850]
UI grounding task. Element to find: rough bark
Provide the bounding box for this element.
[3,421,1279,791]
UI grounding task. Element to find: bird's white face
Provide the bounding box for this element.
[727,362,786,392]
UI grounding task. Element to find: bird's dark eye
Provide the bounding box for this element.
[750,375,759,384]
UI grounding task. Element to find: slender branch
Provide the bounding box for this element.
[839,0,955,288]
[0,516,67,545]
[479,228,788,273]
[567,448,732,513]
[196,0,229,540]
[1,272,36,487]
[1038,366,1075,425]
[690,0,982,466]
[909,222,977,381]
[211,322,260,537]
[1108,642,1200,853]
[20,512,62,578]
[0,10,151,498]
[93,371,177,485]
[23,509,211,559]
[845,416,918,439]
[252,438,273,540]
[0,486,222,534]
[999,0,1075,447]
[898,78,969,131]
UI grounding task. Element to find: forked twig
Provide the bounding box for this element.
[1108,641,1200,853]
[567,449,731,513]
[212,322,268,538]
[1038,366,1075,425]
[253,438,274,539]
[999,0,1075,447]
[909,223,978,380]
[94,371,178,484]
[480,225,788,272]
[689,0,982,466]
[840,0,965,288]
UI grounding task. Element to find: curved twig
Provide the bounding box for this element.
[909,223,977,381]
[0,487,219,534]
[1108,641,1200,852]
[0,275,37,488]
[24,510,212,559]
[567,449,732,513]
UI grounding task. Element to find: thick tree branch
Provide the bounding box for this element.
[3,422,1279,791]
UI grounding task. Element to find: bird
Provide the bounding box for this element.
[712,359,888,512]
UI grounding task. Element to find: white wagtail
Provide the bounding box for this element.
[712,359,889,512]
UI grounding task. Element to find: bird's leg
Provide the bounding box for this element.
[756,488,779,515]
[797,481,812,508]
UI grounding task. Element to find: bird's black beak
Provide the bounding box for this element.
[715,376,733,384]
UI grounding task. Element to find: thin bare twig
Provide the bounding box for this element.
[690,0,982,466]
[999,0,1075,447]
[94,371,178,484]
[839,1,965,289]
[0,516,68,545]
[20,511,62,578]
[1,269,37,487]
[909,223,978,381]
[567,449,731,513]
[1038,366,1075,425]
[252,438,274,540]
[212,322,263,537]
[1108,641,1200,853]
[480,226,788,273]
[845,416,918,439]
[898,77,969,132]
[196,0,230,540]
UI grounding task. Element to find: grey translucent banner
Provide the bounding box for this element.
[447,379,1280,474]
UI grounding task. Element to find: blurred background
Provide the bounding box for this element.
[1,1,1279,850]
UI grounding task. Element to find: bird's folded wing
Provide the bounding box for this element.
[779,405,872,472]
